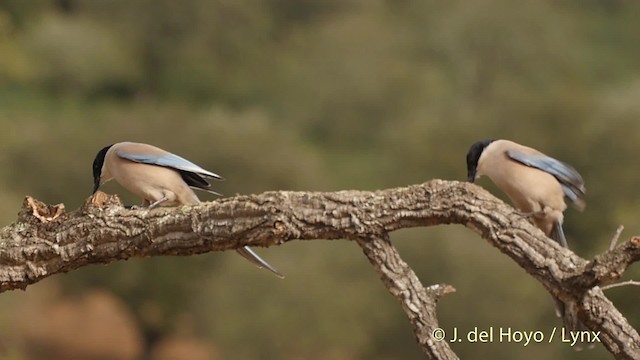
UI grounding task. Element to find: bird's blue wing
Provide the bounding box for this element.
[116,150,223,180]
[506,149,586,209]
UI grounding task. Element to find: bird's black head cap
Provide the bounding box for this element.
[466,139,494,182]
[92,144,114,193]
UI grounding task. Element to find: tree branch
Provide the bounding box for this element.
[356,235,457,359]
[602,280,640,291]
[1,180,639,358]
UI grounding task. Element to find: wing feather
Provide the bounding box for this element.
[506,149,586,209]
[116,150,223,180]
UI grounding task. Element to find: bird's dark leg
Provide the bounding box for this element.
[148,196,168,209]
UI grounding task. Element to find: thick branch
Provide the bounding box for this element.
[356,235,457,359]
[1,180,639,358]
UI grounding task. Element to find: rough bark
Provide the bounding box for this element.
[1,180,639,359]
[357,235,457,360]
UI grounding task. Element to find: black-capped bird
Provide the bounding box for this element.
[92,141,284,279]
[466,139,586,247]
[466,139,589,343]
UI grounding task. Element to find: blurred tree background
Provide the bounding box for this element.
[0,0,639,359]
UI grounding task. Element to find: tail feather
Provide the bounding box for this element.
[191,187,223,197]
[550,221,568,248]
[550,222,594,350]
[236,246,285,279]
[553,296,594,351]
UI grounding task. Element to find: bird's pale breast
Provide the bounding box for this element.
[106,149,199,206]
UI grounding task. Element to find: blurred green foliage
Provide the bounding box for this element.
[0,0,640,359]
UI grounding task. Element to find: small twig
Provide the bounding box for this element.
[602,280,640,291]
[609,225,625,250]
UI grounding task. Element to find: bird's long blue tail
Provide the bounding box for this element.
[236,246,285,279]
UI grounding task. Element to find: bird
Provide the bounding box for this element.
[466,139,589,346]
[92,141,284,279]
[466,139,586,248]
